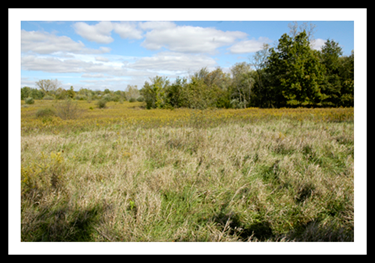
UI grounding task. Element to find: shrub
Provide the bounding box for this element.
[129,97,137,103]
[102,94,113,102]
[35,107,56,118]
[43,95,54,100]
[75,95,87,101]
[54,99,82,120]
[136,96,144,102]
[112,95,120,102]
[96,99,107,109]
[25,97,34,104]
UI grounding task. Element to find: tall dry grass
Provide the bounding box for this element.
[21,100,354,241]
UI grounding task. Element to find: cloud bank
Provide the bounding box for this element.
[21,21,273,89]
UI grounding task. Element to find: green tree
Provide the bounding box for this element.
[337,51,354,107]
[184,76,217,109]
[21,86,44,100]
[266,31,325,107]
[165,77,187,108]
[249,43,271,108]
[55,88,68,100]
[319,39,344,106]
[21,86,31,100]
[140,76,170,109]
[66,86,76,99]
[230,62,254,108]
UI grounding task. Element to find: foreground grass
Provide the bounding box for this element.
[21,100,354,241]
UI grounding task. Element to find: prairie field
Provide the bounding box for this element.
[21,100,354,242]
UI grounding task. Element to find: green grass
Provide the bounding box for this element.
[21,101,354,242]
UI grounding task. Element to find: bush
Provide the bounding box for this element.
[136,96,144,102]
[102,94,113,102]
[111,95,121,102]
[129,97,137,103]
[35,107,56,118]
[25,97,34,104]
[96,99,107,109]
[75,95,87,101]
[54,99,82,120]
[43,95,54,100]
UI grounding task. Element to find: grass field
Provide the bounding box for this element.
[20,100,354,242]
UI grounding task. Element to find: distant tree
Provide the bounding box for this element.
[205,67,232,91]
[140,76,170,109]
[21,86,44,100]
[66,86,76,99]
[55,88,67,100]
[230,62,254,108]
[35,79,61,94]
[21,86,31,100]
[165,77,187,108]
[184,76,219,109]
[125,85,140,101]
[249,43,271,107]
[337,50,354,107]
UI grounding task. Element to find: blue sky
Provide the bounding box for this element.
[19,11,355,92]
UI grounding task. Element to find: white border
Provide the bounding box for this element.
[9,8,366,255]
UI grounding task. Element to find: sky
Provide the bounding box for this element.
[20,17,354,92]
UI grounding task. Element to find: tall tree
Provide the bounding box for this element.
[230,62,254,108]
[319,39,344,106]
[165,77,187,108]
[288,21,317,46]
[140,76,170,109]
[266,31,325,107]
[249,43,271,107]
[337,50,354,107]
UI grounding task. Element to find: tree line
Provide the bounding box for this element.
[21,30,353,109]
[140,31,353,109]
[21,83,143,103]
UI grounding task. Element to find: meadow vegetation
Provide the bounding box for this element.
[21,99,354,241]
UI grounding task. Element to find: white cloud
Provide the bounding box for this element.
[73,21,114,44]
[81,73,106,78]
[113,22,143,39]
[141,25,247,54]
[73,21,143,44]
[21,55,126,75]
[21,49,221,89]
[311,38,326,51]
[22,30,84,54]
[21,30,111,55]
[129,51,218,72]
[95,56,109,62]
[138,21,176,31]
[228,37,271,54]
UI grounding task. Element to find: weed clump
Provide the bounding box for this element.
[43,95,54,100]
[25,97,34,104]
[54,99,82,120]
[35,107,56,119]
[96,99,107,109]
